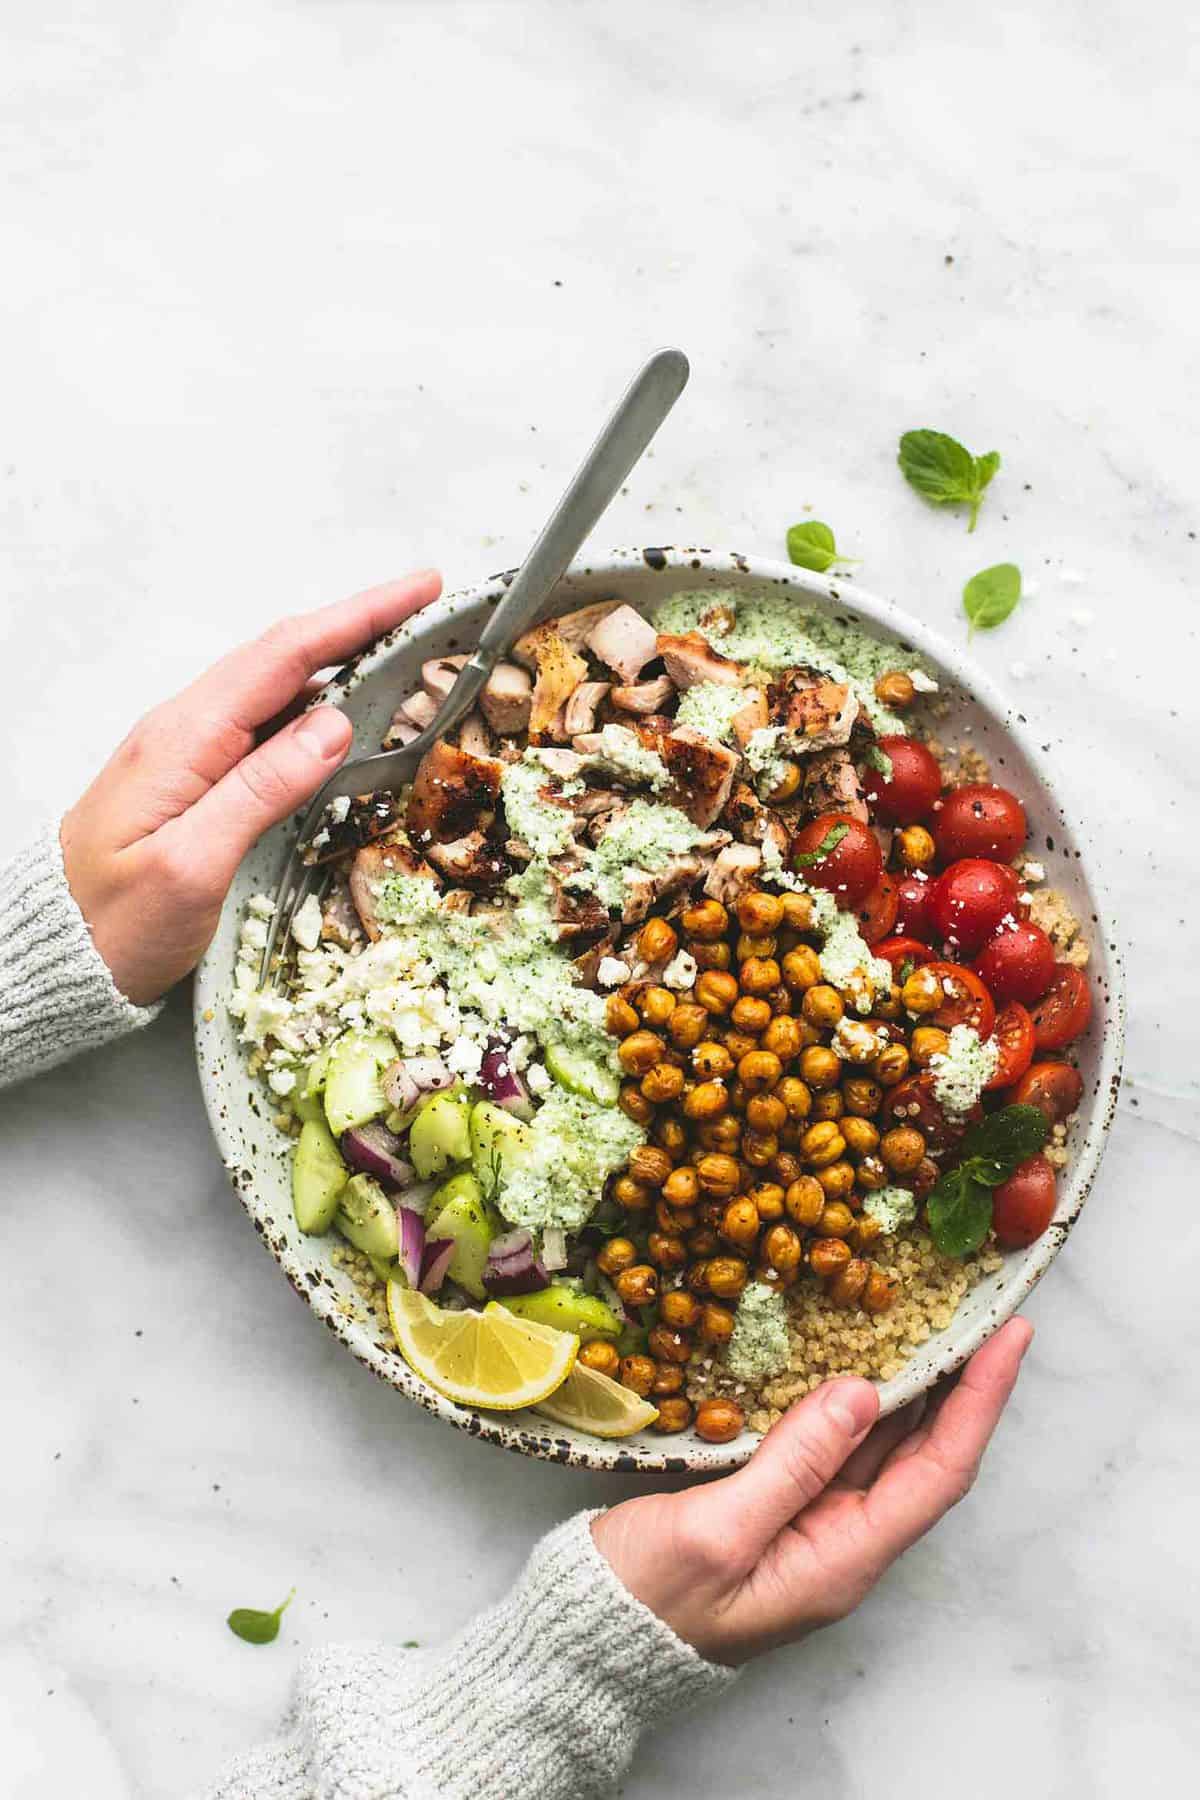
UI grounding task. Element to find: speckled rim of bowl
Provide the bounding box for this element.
[194,548,1125,1475]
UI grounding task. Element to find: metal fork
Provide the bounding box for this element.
[257,346,690,984]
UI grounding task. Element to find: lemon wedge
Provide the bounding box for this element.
[534,1362,659,1438]
[387,1284,577,1411]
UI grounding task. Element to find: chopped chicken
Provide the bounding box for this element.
[571,786,623,819]
[610,675,674,714]
[769,669,859,751]
[803,747,868,822]
[658,727,739,827]
[349,840,436,941]
[704,843,763,905]
[584,604,659,684]
[440,889,476,914]
[424,831,511,889]
[457,712,493,759]
[572,934,618,988]
[620,854,705,925]
[382,712,422,749]
[480,662,532,736]
[421,654,468,704]
[656,631,746,691]
[730,689,769,748]
[531,747,585,781]
[564,680,611,737]
[515,601,616,663]
[320,880,364,948]
[398,689,438,730]
[549,878,610,942]
[406,740,503,845]
[518,625,589,740]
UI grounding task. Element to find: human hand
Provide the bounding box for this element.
[60,571,442,1006]
[592,1317,1032,1664]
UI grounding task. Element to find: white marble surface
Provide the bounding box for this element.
[2,2,1198,1794]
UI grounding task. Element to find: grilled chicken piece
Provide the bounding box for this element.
[803,747,868,822]
[398,689,438,730]
[440,888,476,914]
[480,662,533,736]
[704,843,763,905]
[723,781,790,862]
[457,712,493,759]
[571,786,623,819]
[656,631,746,691]
[585,604,659,684]
[349,840,436,941]
[572,933,618,987]
[531,747,585,781]
[549,878,610,942]
[306,793,401,865]
[321,880,364,948]
[658,727,739,827]
[517,625,589,740]
[730,689,769,748]
[770,669,859,751]
[424,831,511,889]
[610,674,674,714]
[620,854,705,925]
[421,655,468,704]
[564,680,611,737]
[382,713,422,749]
[406,740,503,845]
[514,601,617,664]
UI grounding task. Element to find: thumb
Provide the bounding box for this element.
[707,1378,879,1558]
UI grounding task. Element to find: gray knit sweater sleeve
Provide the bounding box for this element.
[0,824,161,1087]
[203,1510,737,1799]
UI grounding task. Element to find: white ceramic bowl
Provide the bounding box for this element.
[194,549,1125,1474]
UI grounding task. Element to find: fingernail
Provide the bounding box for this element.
[295,706,350,758]
[824,1380,878,1437]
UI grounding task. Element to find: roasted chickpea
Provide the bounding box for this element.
[829,1258,870,1308]
[761,1015,803,1060]
[737,1049,783,1094]
[596,1236,638,1276]
[835,1019,885,1064]
[776,1075,813,1120]
[880,1125,927,1174]
[840,1115,880,1158]
[809,1236,853,1279]
[800,1045,842,1091]
[736,890,785,935]
[659,1289,702,1332]
[850,1212,885,1252]
[874,669,916,709]
[669,1002,709,1051]
[780,891,815,931]
[651,1397,694,1434]
[862,1268,899,1314]
[815,1200,855,1238]
[685,1259,713,1293]
[873,1043,911,1087]
[720,1196,761,1249]
[873,983,904,1022]
[765,760,802,803]
[697,1300,735,1345]
[912,1156,940,1197]
[647,1231,688,1270]
[578,1339,621,1378]
[681,898,729,942]
[771,1150,803,1187]
[692,940,733,971]
[694,1397,746,1444]
[782,944,822,991]
[619,1354,656,1396]
[692,1040,734,1079]
[802,984,845,1029]
[785,1175,826,1228]
[897,824,936,870]
[639,985,677,1029]
[662,1166,699,1208]
[654,1115,687,1157]
[901,966,943,1016]
[696,1152,742,1198]
[628,1144,673,1188]
[615,1263,658,1307]
[619,1084,654,1125]
[611,1174,651,1211]
[641,1062,685,1104]
[695,970,739,1014]
[747,1092,787,1135]
[761,1222,804,1272]
[681,1080,727,1122]
[618,1029,665,1075]
[706,1255,750,1299]
[638,917,679,966]
[687,1226,720,1259]
[911,1024,951,1068]
[758,1262,799,1292]
[811,1089,845,1121]
[736,933,778,965]
[842,1075,883,1116]
[742,1130,779,1167]
[855,1155,888,1192]
[647,1324,692,1364]
[801,1120,846,1168]
[816,1159,856,1201]
[651,1362,686,1396]
[656,1196,694,1233]
[748,1181,785,1221]
[740,956,782,996]
[605,994,639,1037]
[696,1115,741,1153]
[721,1031,760,1063]
[731,995,772,1034]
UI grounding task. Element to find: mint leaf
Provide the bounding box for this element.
[926,1166,994,1257]
[793,821,849,868]
[227,1589,295,1646]
[959,1104,1048,1183]
[963,563,1022,637]
[898,429,1001,532]
[864,743,894,780]
[787,520,842,573]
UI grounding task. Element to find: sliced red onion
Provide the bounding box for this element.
[396,1206,426,1289]
[419,1238,456,1294]
[341,1123,416,1189]
[383,1056,453,1112]
[489,1227,533,1263]
[479,1038,534,1121]
[482,1229,549,1296]
[541,1227,568,1271]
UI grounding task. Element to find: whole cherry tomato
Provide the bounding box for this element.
[865,737,943,825]
[975,922,1056,1005]
[874,935,936,975]
[983,1003,1035,1089]
[791,813,882,907]
[894,872,937,942]
[991,1154,1057,1248]
[855,873,899,945]
[929,858,1022,954]
[1030,965,1092,1050]
[925,960,996,1039]
[933,784,1027,862]
[1012,1061,1083,1125]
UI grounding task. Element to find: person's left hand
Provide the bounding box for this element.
[60,570,442,1005]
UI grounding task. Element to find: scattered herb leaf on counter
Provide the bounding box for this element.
[227,1589,295,1646]
[793,821,849,867]
[787,520,843,573]
[962,563,1022,636]
[898,429,1001,532]
[926,1105,1050,1256]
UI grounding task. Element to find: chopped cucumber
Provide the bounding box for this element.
[301,1042,336,1098]
[425,1171,496,1299]
[543,1043,619,1106]
[291,1088,326,1126]
[369,1254,397,1283]
[323,1032,396,1135]
[409,1088,472,1179]
[335,1173,399,1260]
[291,1118,349,1235]
[469,1099,532,1196]
[497,1285,621,1342]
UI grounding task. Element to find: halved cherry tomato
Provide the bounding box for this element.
[992,1154,1057,1248]
[1030,965,1092,1050]
[855,873,899,945]
[983,1003,1035,1090]
[791,813,882,908]
[933,784,1027,863]
[894,872,937,942]
[926,960,996,1039]
[929,858,1021,954]
[874,935,936,976]
[974,922,1056,1005]
[865,737,943,825]
[1011,1061,1083,1125]
[882,1072,975,1152]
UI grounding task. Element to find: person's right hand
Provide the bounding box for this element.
[592,1317,1031,1664]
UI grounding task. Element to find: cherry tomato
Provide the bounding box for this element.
[929,859,1022,954]
[865,737,943,825]
[983,1003,1035,1090]
[882,1072,975,1152]
[855,873,899,945]
[933,784,1027,863]
[1030,965,1092,1051]
[926,960,996,1039]
[791,813,882,908]
[991,1154,1057,1248]
[874,936,936,975]
[1011,1061,1083,1125]
[975,922,1056,1005]
[894,872,937,942]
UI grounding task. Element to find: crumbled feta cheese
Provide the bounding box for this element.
[290,892,324,951]
[929,1024,1000,1117]
[237,987,297,1049]
[525,1062,552,1095]
[1021,860,1046,883]
[596,956,631,989]
[831,1018,885,1064]
[445,1036,486,1080]
[909,668,939,693]
[247,893,276,919]
[864,1186,918,1235]
[267,1066,297,1096]
[662,949,699,991]
[239,915,269,951]
[309,827,331,851]
[329,795,351,823]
